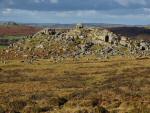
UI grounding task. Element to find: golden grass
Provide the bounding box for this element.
[0,56,149,113]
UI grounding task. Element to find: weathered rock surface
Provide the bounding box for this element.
[0,24,150,61]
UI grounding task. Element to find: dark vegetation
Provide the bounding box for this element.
[109,27,150,41]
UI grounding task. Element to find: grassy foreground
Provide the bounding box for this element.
[0,57,149,113]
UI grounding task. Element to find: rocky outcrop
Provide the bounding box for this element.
[0,24,150,60]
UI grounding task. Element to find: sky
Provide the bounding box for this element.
[0,0,150,25]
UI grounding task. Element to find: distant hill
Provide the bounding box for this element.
[108,27,150,41]
[0,21,19,26]
[0,25,41,37]
[26,23,131,28]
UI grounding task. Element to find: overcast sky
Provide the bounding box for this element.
[0,0,150,25]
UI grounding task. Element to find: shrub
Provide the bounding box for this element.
[0,106,5,113]
[29,106,39,113]
[92,106,109,113]
[91,98,102,107]
[58,97,68,108]
[8,100,27,111]
[29,94,43,100]
[48,97,58,107]
[30,106,52,113]
[38,106,52,112]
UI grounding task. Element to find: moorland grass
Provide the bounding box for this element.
[0,57,149,113]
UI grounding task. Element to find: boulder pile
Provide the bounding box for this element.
[0,24,150,61]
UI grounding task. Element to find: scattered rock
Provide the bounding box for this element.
[0,24,150,61]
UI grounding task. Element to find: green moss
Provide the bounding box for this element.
[2,36,24,40]
[0,45,7,49]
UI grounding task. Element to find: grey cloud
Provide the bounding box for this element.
[1,0,150,11]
